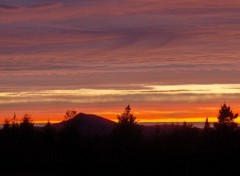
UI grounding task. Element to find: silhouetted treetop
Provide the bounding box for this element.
[204,117,210,131]
[113,104,142,143]
[3,118,10,130]
[217,103,238,125]
[64,109,77,121]
[3,113,19,130]
[117,104,136,125]
[11,112,18,128]
[19,114,34,129]
[214,103,238,131]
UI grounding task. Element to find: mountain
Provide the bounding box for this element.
[53,113,116,136]
[51,113,198,136]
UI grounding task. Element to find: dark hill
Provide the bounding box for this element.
[51,113,195,136]
[53,113,116,136]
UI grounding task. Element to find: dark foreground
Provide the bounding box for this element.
[0,125,240,176]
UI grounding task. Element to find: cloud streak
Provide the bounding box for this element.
[1,84,240,103]
[0,4,21,12]
[30,3,62,10]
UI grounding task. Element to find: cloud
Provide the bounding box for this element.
[0,4,21,12]
[30,3,62,10]
[0,3,62,13]
[1,84,240,104]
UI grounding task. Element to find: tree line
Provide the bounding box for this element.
[0,103,240,175]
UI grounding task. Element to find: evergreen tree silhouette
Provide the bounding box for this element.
[112,104,142,143]
[204,117,210,131]
[19,114,34,142]
[44,120,56,143]
[19,114,34,130]
[214,103,238,130]
[117,104,136,125]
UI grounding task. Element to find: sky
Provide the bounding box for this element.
[1,0,240,124]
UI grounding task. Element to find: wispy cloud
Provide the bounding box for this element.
[30,3,62,10]
[0,4,21,12]
[1,84,240,104]
[0,2,62,12]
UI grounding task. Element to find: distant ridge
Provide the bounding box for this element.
[53,113,116,135]
[52,113,200,136]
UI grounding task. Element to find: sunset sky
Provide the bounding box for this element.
[1,0,240,124]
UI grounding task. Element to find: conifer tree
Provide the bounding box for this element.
[214,103,238,129]
[113,105,141,142]
[117,104,136,125]
[204,117,210,130]
[217,103,238,125]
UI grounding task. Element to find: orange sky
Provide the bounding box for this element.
[1,85,240,124]
[1,0,240,124]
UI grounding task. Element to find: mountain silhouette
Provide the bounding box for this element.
[51,113,195,136]
[53,113,116,135]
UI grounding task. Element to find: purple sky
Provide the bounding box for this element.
[1,0,240,122]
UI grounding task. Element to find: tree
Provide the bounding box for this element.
[18,114,34,142]
[214,103,238,130]
[11,112,18,129]
[44,120,56,142]
[64,109,77,121]
[204,117,210,131]
[19,114,34,130]
[117,104,136,125]
[182,121,193,128]
[3,118,10,130]
[112,105,141,142]
[45,120,52,129]
[3,113,18,131]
